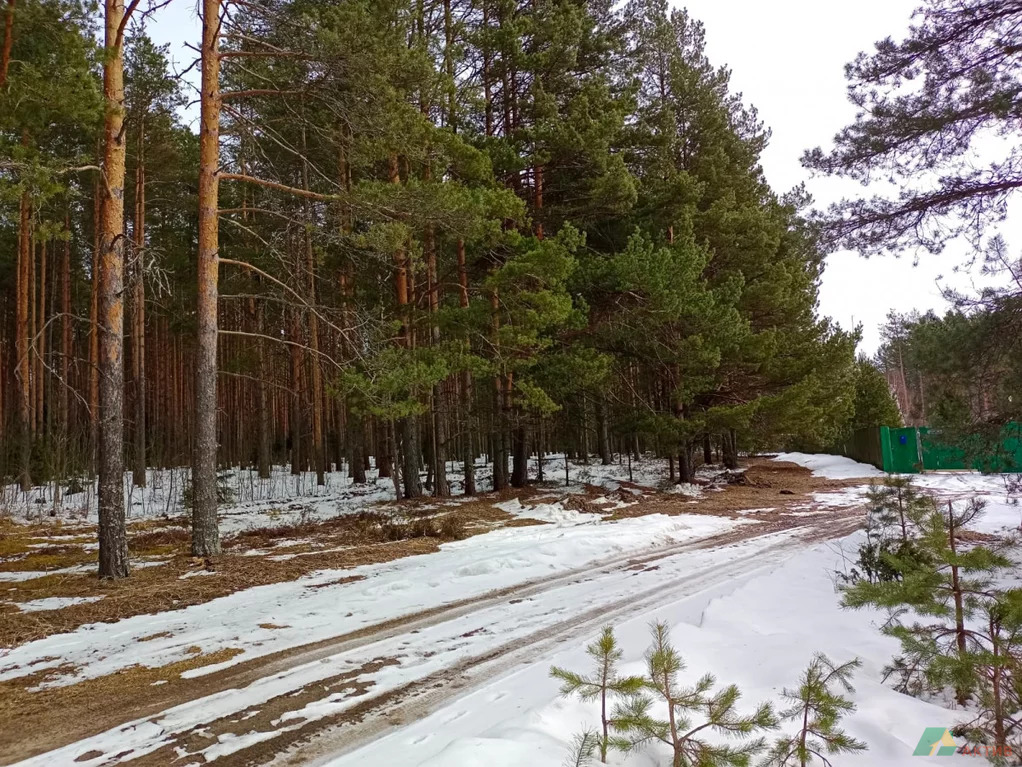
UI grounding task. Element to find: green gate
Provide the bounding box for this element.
[839,423,1022,473]
[883,427,923,473]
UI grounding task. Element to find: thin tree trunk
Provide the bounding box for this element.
[16,190,31,490]
[425,220,449,497]
[482,2,493,137]
[511,421,528,487]
[402,416,421,498]
[89,173,100,472]
[990,614,1006,755]
[132,126,147,488]
[596,397,611,465]
[191,0,222,557]
[255,295,271,479]
[301,123,325,486]
[534,163,544,240]
[98,0,129,577]
[289,305,303,476]
[377,419,392,478]
[723,429,739,469]
[36,238,45,436]
[61,215,71,440]
[389,153,421,498]
[948,502,969,705]
[678,445,693,484]
[457,239,475,495]
[0,0,14,88]
[491,286,507,492]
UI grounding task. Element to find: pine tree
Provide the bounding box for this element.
[613,621,777,767]
[551,625,646,763]
[849,476,935,585]
[762,654,867,767]
[843,498,1012,703]
[866,476,935,547]
[805,0,1022,257]
[847,358,902,433]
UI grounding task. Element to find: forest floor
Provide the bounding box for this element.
[2,455,1018,766]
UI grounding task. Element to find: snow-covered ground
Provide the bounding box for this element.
[9,519,822,767]
[7,452,1020,767]
[333,530,975,767]
[318,457,1019,766]
[0,502,743,690]
[779,451,1022,535]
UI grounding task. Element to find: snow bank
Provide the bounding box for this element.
[773,452,884,479]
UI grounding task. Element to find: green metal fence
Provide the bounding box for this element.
[837,423,1022,474]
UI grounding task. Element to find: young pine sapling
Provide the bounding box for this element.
[954,590,1022,762]
[851,476,934,584]
[551,625,646,763]
[844,498,1010,704]
[562,728,602,767]
[762,654,867,767]
[613,621,777,767]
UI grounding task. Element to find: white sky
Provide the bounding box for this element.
[146,0,1012,355]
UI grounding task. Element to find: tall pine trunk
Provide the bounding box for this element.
[98,0,129,578]
[192,0,222,557]
[425,221,449,497]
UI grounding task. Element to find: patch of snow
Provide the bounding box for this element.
[665,482,702,497]
[774,452,884,479]
[14,596,104,613]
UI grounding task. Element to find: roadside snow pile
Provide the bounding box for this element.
[0,510,743,689]
[337,533,968,767]
[773,452,884,479]
[494,498,600,526]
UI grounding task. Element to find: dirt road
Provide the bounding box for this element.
[9,497,864,767]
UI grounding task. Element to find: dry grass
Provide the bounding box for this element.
[0,647,245,756]
[605,459,862,520]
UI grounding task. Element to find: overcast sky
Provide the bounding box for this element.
[147,0,1008,355]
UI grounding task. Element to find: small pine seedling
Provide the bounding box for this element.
[551,625,646,763]
[762,654,867,767]
[613,621,777,767]
[563,728,601,767]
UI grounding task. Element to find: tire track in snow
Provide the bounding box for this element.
[9,511,864,767]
